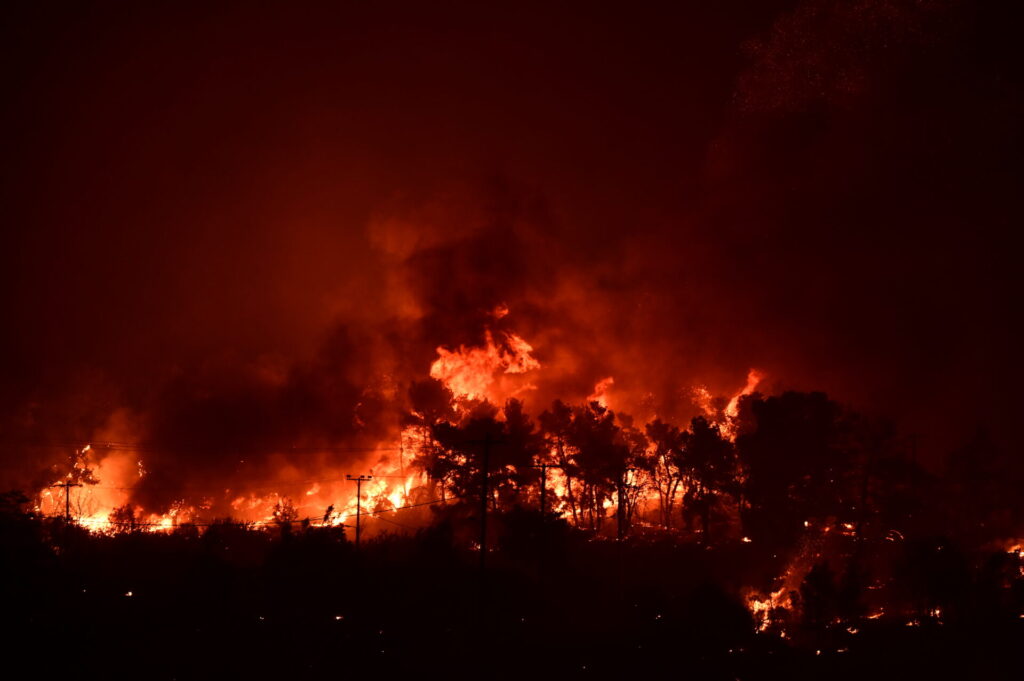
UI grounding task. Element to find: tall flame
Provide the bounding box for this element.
[429,329,540,402]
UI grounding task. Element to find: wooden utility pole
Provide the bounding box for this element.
[49,480,82,523]
[346,474,372,549]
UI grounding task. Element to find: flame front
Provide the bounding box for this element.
[429,329,540,402]
[32,322,765,538]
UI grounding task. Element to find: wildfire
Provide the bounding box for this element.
[30,323,768,553]
[725,369,764,420]
[429,329,540,402]
[690,369,764,441]
[587,376,615,407]
[720,369,763,439]
[27,323,979,649]
[746,568,801,634]
[34,440,426,536]
[692,385,715,418]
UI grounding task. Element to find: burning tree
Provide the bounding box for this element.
[678,416,737,544]
[427,403,498,506]
[539,400,580,525]
[643,418,685,529]
[562,402,630,532]
[495,399,545,508]
[406,378,458,501]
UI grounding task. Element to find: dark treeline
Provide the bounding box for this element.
[402,383,1024,557]
[4,388,1024,679]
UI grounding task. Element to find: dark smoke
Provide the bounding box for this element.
[1,0,1021,504]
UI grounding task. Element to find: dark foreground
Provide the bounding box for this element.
[4,506,1022,681]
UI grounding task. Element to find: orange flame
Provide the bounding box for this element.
[429,329,540,402]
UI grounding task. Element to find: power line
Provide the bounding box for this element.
[372,513,416,531]
[49,480,82,522]
[364,493,472,517]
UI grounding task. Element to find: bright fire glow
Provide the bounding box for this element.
[31,324,767,561]
[429,329,540,401]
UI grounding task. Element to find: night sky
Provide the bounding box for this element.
[2,0,1021,488]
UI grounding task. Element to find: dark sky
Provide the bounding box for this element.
[1,0,1021,487]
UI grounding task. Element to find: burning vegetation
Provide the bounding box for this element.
[3,0,1023,677]
[15,319,1024,664]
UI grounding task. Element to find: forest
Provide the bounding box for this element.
[5,387,1023,679]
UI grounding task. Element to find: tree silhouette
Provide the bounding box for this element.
[615,413,648,536]
[108,504,140,534]
[677,416,735,544]
[496,399,544,507]
[406,378,458,500]
[735,392,852,552]
[539,400,580,525]
[563,402,629,531]
[432,402,503,503]
[644,418,684,529]
[945,428,1023,544]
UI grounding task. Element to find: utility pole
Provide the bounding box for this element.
[346,474,372,549]
[49,480,82,523]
